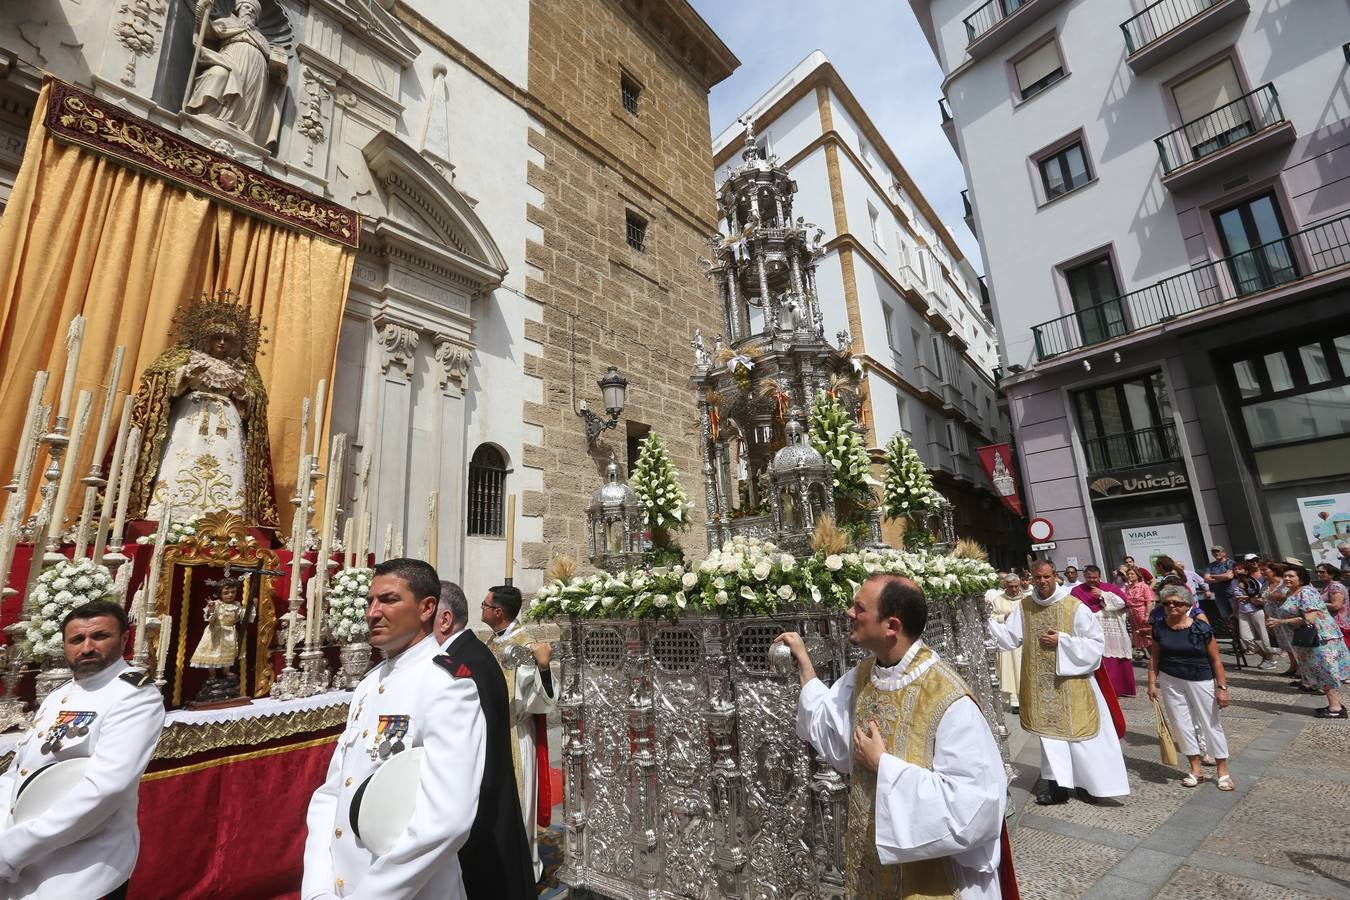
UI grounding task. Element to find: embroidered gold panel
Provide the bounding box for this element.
[1017,595,1099,741]
[844,648,966,900]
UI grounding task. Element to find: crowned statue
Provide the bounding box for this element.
[184,0,292,147]
[127,292,279,529]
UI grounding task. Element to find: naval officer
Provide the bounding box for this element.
[302,558,486,899]
[0,600,166,900]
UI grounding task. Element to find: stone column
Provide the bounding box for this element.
[374,318,419,547]
[433,335,472,575]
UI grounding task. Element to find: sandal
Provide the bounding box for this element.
[1216,775,1235,791]
[1181,773,1204,787]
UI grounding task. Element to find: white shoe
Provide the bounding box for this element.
[1258,659,1277,670]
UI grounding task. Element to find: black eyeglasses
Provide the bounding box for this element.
[481,601,501,611]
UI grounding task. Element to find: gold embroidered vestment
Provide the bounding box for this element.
[1017,594,1099,741]
[845,647,968,900]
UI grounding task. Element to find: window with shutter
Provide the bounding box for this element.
[1173,60,1252,156]
[1015,41,1065,99]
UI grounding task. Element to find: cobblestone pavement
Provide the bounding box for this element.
[1005,646,1350,899]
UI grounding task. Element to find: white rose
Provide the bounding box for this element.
[52,577,70,591]
[653,594,669,608]
[715,591,729,605]
[753,561,772,581]
[681,573,698,589]
[699,559,718,574]
[780,555,796,571]
[720,558,739,575]
[777,585,794,600]
[825,555,842,571]
[713,577,725,590]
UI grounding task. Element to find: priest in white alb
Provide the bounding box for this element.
[776,574,1014,900]
[480,584,558,882]
[987,558,1129,805]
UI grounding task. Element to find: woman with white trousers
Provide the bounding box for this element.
[1148,584,1234,790]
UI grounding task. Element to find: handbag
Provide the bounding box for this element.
[1150,696,1178,767]
[1291,622,1320,648]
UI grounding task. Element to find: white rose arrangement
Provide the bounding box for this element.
[327,567,373,643]
[527,534,999,621]
[23,558,115,661]
[135,518,201,546]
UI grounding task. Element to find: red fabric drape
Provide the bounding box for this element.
[998,820,1020,900]
[1093,667,1127,739]
[130,736,337,899]
[533,713,551,828]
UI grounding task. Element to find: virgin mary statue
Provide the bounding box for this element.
[127,292,279,529]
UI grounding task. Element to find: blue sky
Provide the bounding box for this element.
[688,0,983,270]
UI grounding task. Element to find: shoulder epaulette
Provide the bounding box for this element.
[119,669,155,688]
[434,655,473,679]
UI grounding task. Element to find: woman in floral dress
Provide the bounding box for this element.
[1269,564,1350,718]
[1122,567,1155,659]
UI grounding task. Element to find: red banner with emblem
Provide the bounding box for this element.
[976,443,1023,516]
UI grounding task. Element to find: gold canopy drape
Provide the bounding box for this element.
[0,81,355,536]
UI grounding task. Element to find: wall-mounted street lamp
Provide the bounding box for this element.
[578,365,629,449]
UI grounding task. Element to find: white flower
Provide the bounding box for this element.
[653,594,669,608]
[825,555,842,571]
[739,586,756,601]
[753,561,772,581]
[713,577,725,590]
[52,577,70,591]
[681,572,697,589]
[780,555,796,572]
[715,590,728,605]
[777,585,794,600]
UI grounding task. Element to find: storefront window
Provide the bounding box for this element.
[1234,359,1261,398]
[1299,343,1332,384]
[1242,384,1350,448]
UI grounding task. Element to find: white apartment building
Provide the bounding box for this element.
[712,52,1023,562]
[913,0,1350,574]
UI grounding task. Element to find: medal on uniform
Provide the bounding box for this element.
[372,714,410,760]
[39,711,96,754]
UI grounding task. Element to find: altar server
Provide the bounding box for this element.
[433,582,535,899]
[480,585,557,882]
[776,575,1013,900]
[302,558,486,900]
[988,559,1130,805]
[0,601,166,900]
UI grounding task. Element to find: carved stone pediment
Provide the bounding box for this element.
[307,0,419,68]
[361,129,508,292]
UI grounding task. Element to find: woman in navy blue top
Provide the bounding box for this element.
[1148,584,1233,790]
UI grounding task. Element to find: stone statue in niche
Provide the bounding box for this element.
[184,0,292,147]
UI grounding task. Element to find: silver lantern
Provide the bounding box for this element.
[586,457,645,573]
[768,417,835,551]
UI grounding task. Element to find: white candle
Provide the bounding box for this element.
[352,452,371,565]
[309,433,346,647]
[382,523,393,560]
[342,517,354,569]
[9,371,49,490]
[358,511,370,567]
[51,390,94,535]
[310,378,328,461]
[93,396,133,562]
[90,348,125,467]
[110,426,141,550]
[137,512,171,661]
[73,487,97,557]
[426,491,438,568]
[56,316,86,424]
[155,614,172,682]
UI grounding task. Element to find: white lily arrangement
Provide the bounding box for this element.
[23,558,116,660]
[629,434,692,530]
[527,535,997,621]
[882,433,943,516]
[808,391,880,500]
[327,567,372,642]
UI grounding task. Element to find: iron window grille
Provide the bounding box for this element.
[626,211,647,253]
[620,72,641,116]
[467,444,507,537]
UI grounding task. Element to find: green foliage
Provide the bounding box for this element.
[882,433,941,518]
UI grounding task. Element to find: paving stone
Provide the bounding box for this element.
[1201,775,1350,887]
[1158,864,1331,900]
[1010,827,1126,900]
[1276,722,1350,774]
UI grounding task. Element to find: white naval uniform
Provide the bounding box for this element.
[490,620,557,882]
[301,634,486,900]
[0,659,166,900]
[796,643,1007,900]
[987,588,1130,798]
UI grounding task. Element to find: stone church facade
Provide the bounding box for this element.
[0,0,736,621]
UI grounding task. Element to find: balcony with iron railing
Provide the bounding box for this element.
[1155,83,1295,189]
[961,190,975,235]
[963,0,1067,57]
[1122,0,1250,72]
[1082,423,1181,477]
[938,97,958,155]
[1032,213,1350,360]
